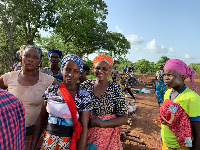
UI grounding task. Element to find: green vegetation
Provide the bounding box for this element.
[0,0,130,72]
[0,1,199,75]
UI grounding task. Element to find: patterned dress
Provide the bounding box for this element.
[41,84,92,150]
[156,70,165,103]
[81,80,128,150]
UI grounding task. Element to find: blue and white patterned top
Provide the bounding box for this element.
[43,84,92,126]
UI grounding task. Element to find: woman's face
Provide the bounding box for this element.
[62,60,80,85]
[21,48,40,71]
[49,52,60,65]
[94,61,111,81]
[163,69,184,89]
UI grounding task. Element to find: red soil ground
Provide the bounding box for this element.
[122,73,200,150]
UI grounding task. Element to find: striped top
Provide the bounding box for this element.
[0,89,25,150]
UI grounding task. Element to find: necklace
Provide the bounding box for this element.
[169,85,187,101]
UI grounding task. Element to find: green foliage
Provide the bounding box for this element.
[189,63,200,75]
[54,0,108,57]
[102,32,131,60]
[133,59,154,73]
[155,56,170,68]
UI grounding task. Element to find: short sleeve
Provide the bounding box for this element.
[77,89,92,112]
[188,93,200,117]
[113,83,128,115]
[42,84,59,100]
[2,72,11,87]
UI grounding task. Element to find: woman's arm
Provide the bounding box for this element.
[30,101,48,150]
[191,121,200,150]
[0,76,8,89]
[90,114,128,128]
[77,111,90,150]
[52,78,59,85]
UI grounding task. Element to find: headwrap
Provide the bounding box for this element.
[93,54,113,68]
[164,59,197,91]
[61,54,83,73]
[48,49,62,58]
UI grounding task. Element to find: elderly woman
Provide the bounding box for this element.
[0,45,57,149]
[42,49,63,83]
[31,54,92,150]
[80,54,128,150]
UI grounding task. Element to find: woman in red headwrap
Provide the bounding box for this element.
[159,59,200,150]
[80,54,128,150]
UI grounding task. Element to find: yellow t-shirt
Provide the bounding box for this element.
[161,87,200,148]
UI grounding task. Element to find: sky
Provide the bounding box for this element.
[88,0,200,65]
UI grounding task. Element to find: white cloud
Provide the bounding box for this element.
[115,26,123,33]
[126,34,144,45]
[145,39,167,53]
[184,54,191,59]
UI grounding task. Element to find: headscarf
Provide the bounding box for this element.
[61,54,83,73]
[20,45,43,59]
[48,49,62,58]
[93,54,113,68]
[164,59,197,91]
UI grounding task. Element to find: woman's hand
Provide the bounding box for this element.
[90,114,128,128]
[90,116,103,128]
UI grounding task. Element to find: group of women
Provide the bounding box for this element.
[0,45,128,150]
[0,44,200,150]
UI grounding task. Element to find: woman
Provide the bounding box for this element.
[30,54,92,150]
[0,45,58,149]
[155,65,165,107]
[159,59,200,150]
[80,54,128,150]
[42,49,63,83]
[123,67,136,100]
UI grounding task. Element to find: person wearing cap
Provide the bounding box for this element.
[80,54,128,150]
[42,49,63,83]
[159,59,200,150]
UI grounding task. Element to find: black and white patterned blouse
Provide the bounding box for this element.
[80,80,128,116]
[43,84,92,126]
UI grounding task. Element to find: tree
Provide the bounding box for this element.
[0,0,56,67]
[101,32,131,60]
[54,0,108,57]
[134,59,153,73]
[155,56,170,68]
[189,63,200,75]
[0,0,23,66]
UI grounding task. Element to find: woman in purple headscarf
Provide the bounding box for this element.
[159,59,200,150]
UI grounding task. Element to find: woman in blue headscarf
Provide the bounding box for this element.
[31,54,92,150]
[42,49,63,83]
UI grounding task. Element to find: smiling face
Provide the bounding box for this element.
[163,69,185,89]
[21,48,40,71]
[94,61,111,81]
[62,60,80,85]
[49,52,60,65]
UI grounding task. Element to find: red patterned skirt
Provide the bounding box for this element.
[87,114,123,150]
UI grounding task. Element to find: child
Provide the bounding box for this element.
[160,59,200,150]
